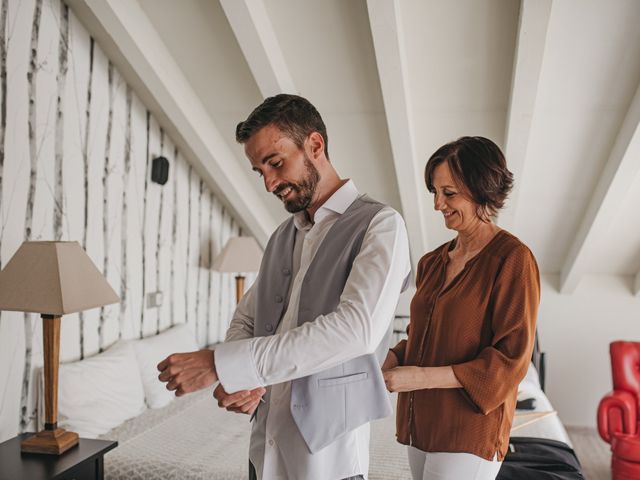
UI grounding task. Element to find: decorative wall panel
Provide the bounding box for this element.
[0,0,243,441]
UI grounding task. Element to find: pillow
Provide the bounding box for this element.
[132,323,199,409]
[58,341,146,438]
[518,362,542,393]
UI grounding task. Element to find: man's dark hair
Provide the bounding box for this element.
[424,136,513,220]
[236,94,329,159]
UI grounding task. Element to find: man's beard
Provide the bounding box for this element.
[274,156,320,213]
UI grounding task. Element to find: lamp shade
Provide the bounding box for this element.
[211,237,263,273]
[0,241,119,315]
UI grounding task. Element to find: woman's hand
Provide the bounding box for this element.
[383,366,462,392]
[383,366,426,392]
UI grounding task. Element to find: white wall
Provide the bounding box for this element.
[538,273,640,429]
[0,0,246,443]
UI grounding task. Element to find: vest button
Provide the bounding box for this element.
[275,295,283,303]
[266,324,273,332]
[282,268,291,275]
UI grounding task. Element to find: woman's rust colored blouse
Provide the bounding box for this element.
[391,230,540,461]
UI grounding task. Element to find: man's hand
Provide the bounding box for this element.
[157,350,218,396]
[213,384,266,415]
[381,351,400,371]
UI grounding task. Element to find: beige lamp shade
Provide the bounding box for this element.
[212,237,263,273]
[0,241,119,315]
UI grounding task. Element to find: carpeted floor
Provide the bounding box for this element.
[567,427,611,480]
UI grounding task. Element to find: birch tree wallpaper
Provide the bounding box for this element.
[0,0,243,442]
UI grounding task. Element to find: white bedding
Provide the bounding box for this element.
[98,388,412,480]
[99,389,248,479]
[512,365,572,446]
[98,364,567,479]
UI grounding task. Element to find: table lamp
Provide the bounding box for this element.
[0,241,119,455]
[211,237,263,303]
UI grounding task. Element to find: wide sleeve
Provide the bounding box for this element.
[451,245,540,415]
[389,331,408,366]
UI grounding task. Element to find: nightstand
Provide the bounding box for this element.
[0,433,117,480]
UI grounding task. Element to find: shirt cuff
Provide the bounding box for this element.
[214,338,263,393]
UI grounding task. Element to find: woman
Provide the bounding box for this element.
[382,136,540,480]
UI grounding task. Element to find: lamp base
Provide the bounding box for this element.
[21,428,79,455]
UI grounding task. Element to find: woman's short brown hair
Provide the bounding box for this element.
[424,136,513,220]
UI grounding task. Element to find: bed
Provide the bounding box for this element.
[95,364,572,479]
[97,386,415,480]
[511,362,571,445]
[44,325,579,479]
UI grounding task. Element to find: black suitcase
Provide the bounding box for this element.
[496,437,585,480]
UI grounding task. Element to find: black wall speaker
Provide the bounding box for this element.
[151,156,169,185]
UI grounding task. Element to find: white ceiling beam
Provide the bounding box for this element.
[67,0,277,246]
[367,0,429,266]
[560,82,640,293]
[220,0,296,97]
[497,0,552,231]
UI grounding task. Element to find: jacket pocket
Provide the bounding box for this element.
[317,372,368,387]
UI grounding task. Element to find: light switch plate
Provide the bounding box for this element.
[146,291,163,308]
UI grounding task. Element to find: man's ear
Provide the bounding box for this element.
[306,131,325,161]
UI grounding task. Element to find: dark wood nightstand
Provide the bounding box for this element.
[0,433,117,480]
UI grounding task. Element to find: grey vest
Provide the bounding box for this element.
[254,195,396,453]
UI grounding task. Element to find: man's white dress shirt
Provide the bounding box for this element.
[215,180,410,480]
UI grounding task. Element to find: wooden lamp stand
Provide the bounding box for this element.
[21,314,79,455]
[235,275,245,304]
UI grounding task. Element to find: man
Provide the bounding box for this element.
[158,94,410,480]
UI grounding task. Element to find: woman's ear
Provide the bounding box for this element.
[477,204,492,223]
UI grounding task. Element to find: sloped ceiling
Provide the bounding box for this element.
[68,0,640,295]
